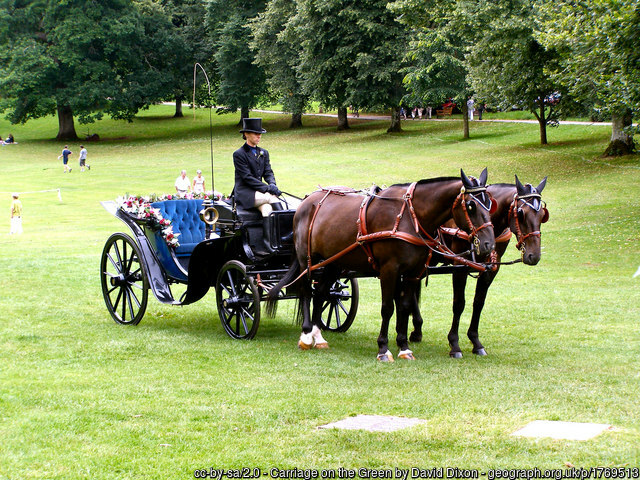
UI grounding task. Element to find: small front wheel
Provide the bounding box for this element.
[100,233,148,325]
[216,260,260,339]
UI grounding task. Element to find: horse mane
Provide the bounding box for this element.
[391,176,459,188]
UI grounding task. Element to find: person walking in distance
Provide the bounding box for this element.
[78,145,90,172]
[59,145,73,173]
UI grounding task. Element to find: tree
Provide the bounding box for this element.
[464,0,563,145]
[207,0,267,122]
[539,0,639,155]
[0,0,163,140]
[159,0,213,118]
[391,0,473,138]
[250,0,309,128]
[294,0,408,132]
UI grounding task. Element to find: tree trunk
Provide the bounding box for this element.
[56,105,78,141]
[174,95,184,118]
[538,99,548,145]
[237,106,250,126]
[603,109,635,156]
[462,102,469,139]
[289,112,303,128]
[337,107,350,131]
[387,106,402,133]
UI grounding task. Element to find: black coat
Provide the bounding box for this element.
[233,143,277,209]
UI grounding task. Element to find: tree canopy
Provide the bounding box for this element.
[0,0,165,139]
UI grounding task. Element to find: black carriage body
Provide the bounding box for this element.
[101,198,348,338]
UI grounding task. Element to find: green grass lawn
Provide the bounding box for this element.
[1,105,639,479]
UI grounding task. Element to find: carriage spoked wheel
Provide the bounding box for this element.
[314,277,359,332]
[216,260,260,340]
[100,233,148,326]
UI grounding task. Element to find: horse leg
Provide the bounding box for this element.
[448,270,468,358]
[310,270,336,349]
[409,284,423,343]
[396,278,417,360]
[376,267,397,362]
[467,268,498,356]
[298,277,315,350]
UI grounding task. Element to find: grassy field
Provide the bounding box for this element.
[1,105,639,479]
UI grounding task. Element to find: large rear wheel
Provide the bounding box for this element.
[100,233,148,325]
[315,277,359,332]
[216,260,260,339]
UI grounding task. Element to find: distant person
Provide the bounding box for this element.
[0,136,5,145]
[5,134,15,144]
[478,103,486,120]
[58,145,73,173]
[78,145,90,172]
[467,97,475,121]
[192,169,206,194]
[10,193,23,234]
[426,106,432,119]
[174,170,190,197]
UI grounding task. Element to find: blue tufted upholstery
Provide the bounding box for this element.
[151,200,204,256]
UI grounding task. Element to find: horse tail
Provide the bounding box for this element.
[265,257,301,318]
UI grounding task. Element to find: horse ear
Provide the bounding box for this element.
[460,169,473,189]
[536,176,548,194]
[479,167,488,186]
[515,175,526,196]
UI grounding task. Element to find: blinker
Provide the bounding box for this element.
[541,207,549,223]
[489,198,498,215]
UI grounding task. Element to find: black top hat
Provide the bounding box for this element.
[240,118,267,134]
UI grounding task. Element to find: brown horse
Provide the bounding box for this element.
[267,169,497,361]
[409,176,549,357]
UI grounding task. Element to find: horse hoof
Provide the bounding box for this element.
[298,332,314,350]
[409,333,422,343]
[314,342,329,349]
[398,350,415,360]
[449,351,463,359]
[376,351,394,362]
[473,348,487,356]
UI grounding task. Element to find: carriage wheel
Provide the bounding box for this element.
[216,260,260,339]
[100,233,148,326]
[315,277,359,332]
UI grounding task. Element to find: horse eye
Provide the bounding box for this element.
[466,201,476,214]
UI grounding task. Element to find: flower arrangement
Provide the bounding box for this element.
[116,195,181,248]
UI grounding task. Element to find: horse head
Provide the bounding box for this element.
[453,168,496,258]
[512,175,549,265]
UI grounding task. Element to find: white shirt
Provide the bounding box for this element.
[79,148,87,160]
[175,175,190,193]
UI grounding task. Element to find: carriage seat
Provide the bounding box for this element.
[151,199,205,256]
[235,206,263,223]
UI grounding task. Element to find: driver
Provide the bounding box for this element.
[233,118,282,254]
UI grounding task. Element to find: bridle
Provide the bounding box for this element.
[508,189,548,255]
[451,184,495,255]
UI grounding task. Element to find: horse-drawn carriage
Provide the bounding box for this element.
[100,169,548,360]
[100,194,358,339]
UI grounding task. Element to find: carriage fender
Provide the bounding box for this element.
[181,236,237,305]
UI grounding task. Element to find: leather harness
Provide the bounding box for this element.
[297,183,491,284]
